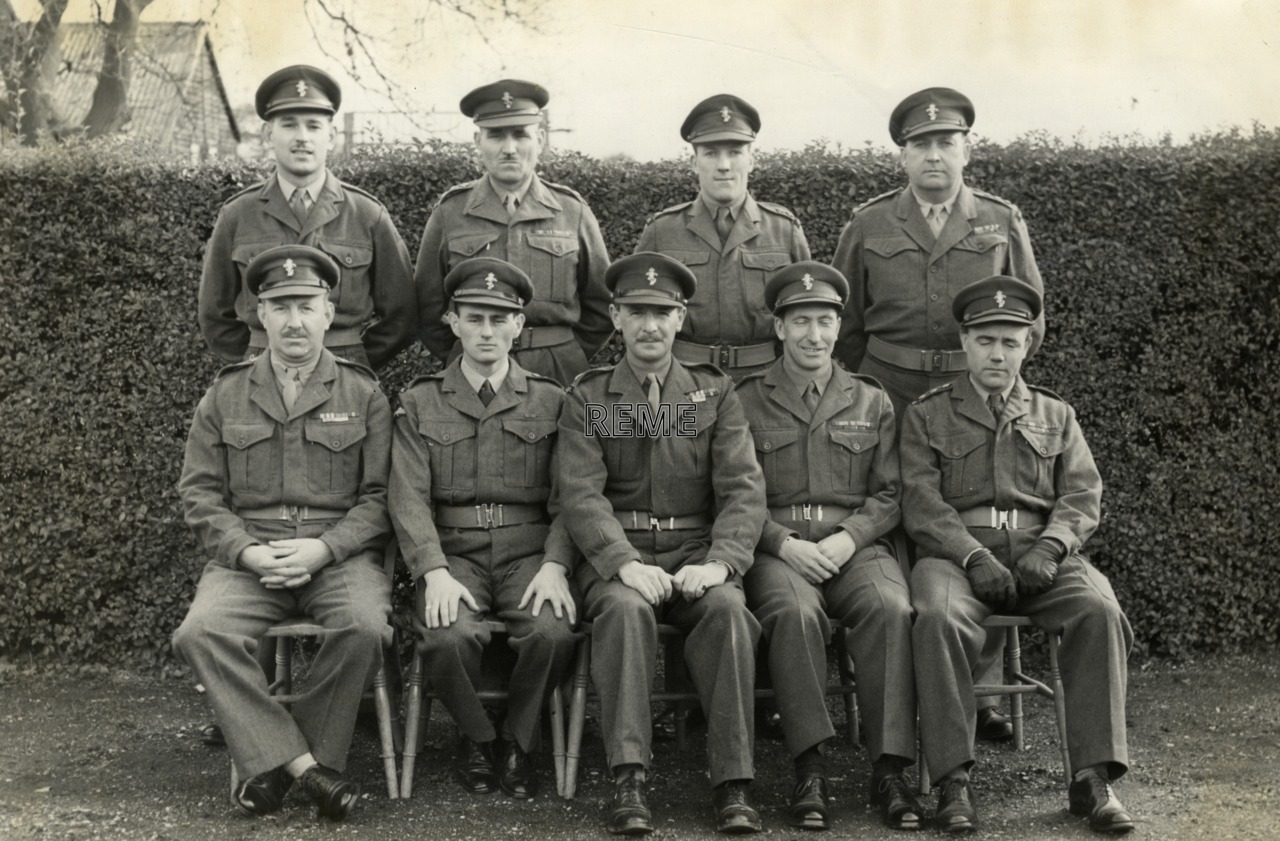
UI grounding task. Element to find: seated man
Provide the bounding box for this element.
[736,262,921,831]
[557,253,768,835]
[173,245,392,822]
[389,257,579,800]
[902,275,1135,834]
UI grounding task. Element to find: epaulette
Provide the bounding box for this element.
[404,372,445,391]
[850,188,899,215]
[222,179,269,205]
[649,200,694,223]
[334,356,378,382]
[524,370,566,390]
[338,180,386,206]
[848,371,887,393]
[213,358,255,379]
[542,179,587,203]
[912,381,954,404]
[566,366,610,394]
[683,360,730,380]
[1026,383,1064,402]
[734,368,768,390]
[969,187,1018,211]
[434,180,481,207]
[756,200,800,223]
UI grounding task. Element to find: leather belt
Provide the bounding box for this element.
[237,505,347,522]
[511,325,574,351]
[673,339,777,370]
[434,503,546,529]
[957,507,1047,530]
[613,510,713,531]
[867,335,967,373]
[769,504,854,524]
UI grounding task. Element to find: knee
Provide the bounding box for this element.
[418,620,486,660]
[597,589,656,634]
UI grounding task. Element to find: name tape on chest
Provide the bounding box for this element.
[830,419,874,429]
[972,224,1003,235]
[686,388,719,403]
[319,412,360,423]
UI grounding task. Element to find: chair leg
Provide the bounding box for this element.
[838,629,859,747]
[1006,626,1025,751]
[230,760,240,806]
[1049,633,1071,779]
[400,652,425,798]
[372,664,400,799]
[564,638,591,799]
[550,684,566,798]
[274,638,292,697]
[917,707,930,795]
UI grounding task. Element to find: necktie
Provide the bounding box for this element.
[478,379,496,407]
[283,368,302,413]
[988,391,1005,424]
[290,188,313,226]
[504,194,519,217]
[643,374,661,414]
[803,381,821,416]
[927,204,947,237]
[714,206,733,245]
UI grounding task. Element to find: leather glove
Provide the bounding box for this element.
[1013,540,1063,597]
[966,549,1017,610]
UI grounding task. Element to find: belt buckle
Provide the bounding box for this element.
[475,503,505,528]
[648,515,672,532]
[511,329,526,351]
[801,503,812,522]
[930,350,944,372]
[718,345,732,367]
[283,505,307,523]
[994,508,1012,530]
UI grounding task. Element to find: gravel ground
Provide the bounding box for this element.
[1,649,1277,840]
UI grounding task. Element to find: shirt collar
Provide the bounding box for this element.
[700,191,747,220]
[278,174,324,203]
[460,355,510,394]
[910,184,961,216]
[625,358,672,389]
[487,175,533,208]
[269,350,320,386]
[968,375,1015,402]
[781,356,833,396]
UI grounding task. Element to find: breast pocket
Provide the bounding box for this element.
[930,432,989,500]
[420,421,477,492]
[829,428,879,494]
[673,402,717,478]
[318,242,374,307]
[447,233,499,268]
[739,249,789,314]
[666,251,711,309]
[222,422,275,493]
[864,236,925,302]
[304,420,367,495]
[502,418,558,488]
[526,234,580,304]
[752,427,804,495]
[947,234,1008,297]
[1013,423,1065,498]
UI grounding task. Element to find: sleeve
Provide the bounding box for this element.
[1040,404,1102,555]
[704,385,768,576]
[413,206,456,364]
[1007,205,1046,359]
[634,218,657,254]
[317,385,393,563]
[831,215,868,372]
[835,388,902,549]
[556,385,642,580]
[387,390,449,579]
[362,205,417,369]
[540,441,579,572]
[177,387,258,567]
[574,202,614,358]
[197,206,250,364]
[759,519,801,558]
[899,402,984,566]
[792,217,812,261]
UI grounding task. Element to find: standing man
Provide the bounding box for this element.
[736,262,921,831]
[558,253,767,835]
[902,276,1134,834]
[415,79,612,384]
[389,257,580,800]
[636,94,810,381]
[199,65,416,370]
[832,87,1045,737]
[173,245,393,822]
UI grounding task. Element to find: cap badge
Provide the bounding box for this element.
[283,258,296,277]
[646,268,658,286]
[994,291,1006,308]
[719,106,732,123]
[485,272,497,290]
[802,273,814,291]
[501,91,513,109]
[296,80,308,97]
[927,103,939,120]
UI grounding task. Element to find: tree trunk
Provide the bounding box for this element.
[12,0,70,145]
[81,0,153,139]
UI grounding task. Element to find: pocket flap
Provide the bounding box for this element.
[448,233,499,258]
[830,429,878,454]
[865,236,919,258]
[667,249,711,267]
[304,419,367,452]
[752,427,801,454]
[321,243,373,269]
[931,432,987,460]
[526,234,579,257]
[420,420,477,446]
[222,422,274,450]
[503,418,558,444]
[740,249,789,270]
[953,233,1007,253]
[1015,424,1065,458]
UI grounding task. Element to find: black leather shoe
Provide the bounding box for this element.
[870,772,923,830]
[1069,771,1135,833]
[934,777,976,833]
[235,766,292,816]
[499,741,539,799]
[200,722,226,747]
[607,771,653,835]
[298,764,360,822]
[976,707,1014,742]
[714,781,762,834]
[786,773,830,830]
[455,737,499,794]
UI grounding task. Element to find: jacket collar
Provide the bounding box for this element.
[440,355,530,419]
[249,349,338,421]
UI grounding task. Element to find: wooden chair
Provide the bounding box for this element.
[560,620,858,800]
[228,543,401,802]
[399,620,568,798]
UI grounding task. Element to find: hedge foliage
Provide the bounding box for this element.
[1,128,1278,668]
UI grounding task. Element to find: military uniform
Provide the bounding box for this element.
[901,281,1132,789]
[389,355,579,754]
[172,345,393,779]
[636,196,810,379]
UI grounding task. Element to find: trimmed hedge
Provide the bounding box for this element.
[1,129,1278,667]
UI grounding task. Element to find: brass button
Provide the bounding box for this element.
[1040,446,1048,454]
[238,437,246,446]
[345,255,353,264]
[442,433,451,441]
[528,432,537,440]
[853,442,862,451]
[763,442,772,451]
[553,242,562,254]
[930,293,939,301]
[331,439,340,448]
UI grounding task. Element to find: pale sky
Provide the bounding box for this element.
[27,0,1280,159]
